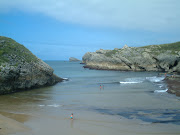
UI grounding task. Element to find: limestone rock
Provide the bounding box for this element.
[0,36,63,94]
[82,42,180,73]
[122,44,129,49]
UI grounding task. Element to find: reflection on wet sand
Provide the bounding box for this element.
[71,119,74,128]
[0,114,30,135]
[0,111,31,123]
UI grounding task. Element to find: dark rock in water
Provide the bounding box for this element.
[82,42,180,73]
[69,57,80,62]
[0,36,63,95]
[165,75,180,97]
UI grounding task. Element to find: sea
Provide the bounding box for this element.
[0,61,180,135]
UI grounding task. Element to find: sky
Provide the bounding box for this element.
[0,0,180,60]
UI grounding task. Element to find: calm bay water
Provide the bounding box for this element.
[0,61,180,135]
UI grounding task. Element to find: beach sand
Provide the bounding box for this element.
[0,113,30,135]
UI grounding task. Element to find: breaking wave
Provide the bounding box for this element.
[146,76,165,83]
[154,89,168,93]
[119,81,141,84]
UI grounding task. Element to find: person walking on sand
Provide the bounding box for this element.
[100,85,102,90]
[71,113,73,119]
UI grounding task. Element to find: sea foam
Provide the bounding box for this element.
[146,76,165,83]
[154,89,168,93]
[38,104,61,108]
[120,81,140,84]
[120,77,144,84]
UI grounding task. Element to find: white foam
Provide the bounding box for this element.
[63,78,68,80]
[157,84,164,88]
[38,104,61,108]
[154,89,168,93]
[120,82,140,84]
[146,76,165,83]
[47,104,60,108]
[121,77,144,84]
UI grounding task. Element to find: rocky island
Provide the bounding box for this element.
[82,42,180,96]
[69,57,80,62]
[0,36,63,95]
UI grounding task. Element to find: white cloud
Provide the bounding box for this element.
[0,0,180,31]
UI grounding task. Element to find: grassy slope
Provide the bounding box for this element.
[140,41,180,55]
[0,36,38,65]
[104,41,180,57]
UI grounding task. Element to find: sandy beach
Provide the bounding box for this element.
[0,62,180,135]
[0,113,30,135]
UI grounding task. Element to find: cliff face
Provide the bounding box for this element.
[82,42,180,73]
[0,36,63,94]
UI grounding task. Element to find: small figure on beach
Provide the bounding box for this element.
[100,85,102,89]
[102,85,104,89]
[71,113,73,119]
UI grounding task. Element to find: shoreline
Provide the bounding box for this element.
[84,65,180,97]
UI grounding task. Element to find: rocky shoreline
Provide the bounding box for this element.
[82,42,180,97]
[0,36,63,94]
[165,75,180,97]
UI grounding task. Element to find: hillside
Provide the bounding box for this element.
[0,36,63,94]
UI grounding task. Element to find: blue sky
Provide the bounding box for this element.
[0,0,180,60]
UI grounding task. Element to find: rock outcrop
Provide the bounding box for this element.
[0,36,63,94]
[69,57,80,62]
[82,42,180,73]
[165,75,180,97]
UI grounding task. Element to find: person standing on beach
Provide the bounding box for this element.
[71,113,73,119]
[100,85,102,90]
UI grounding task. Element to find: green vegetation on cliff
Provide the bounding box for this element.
[0,36,38,65]
[104,49,119,57]
[103,41,180,58]
[141,41,180,55]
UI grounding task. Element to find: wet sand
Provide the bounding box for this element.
[4,110,180,135]
[0,62,180,135]
[0,113,29,135]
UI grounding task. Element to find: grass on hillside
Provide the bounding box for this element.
[105,41,180,57]
[104,49,119,57]
[0,36,38,65]
[141,41,180,55]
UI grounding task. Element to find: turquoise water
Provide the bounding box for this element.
[0,61,180,135]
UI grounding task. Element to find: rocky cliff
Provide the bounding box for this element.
[82,42,180,73]
[0,36,63,94]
